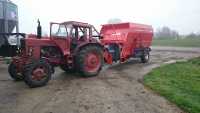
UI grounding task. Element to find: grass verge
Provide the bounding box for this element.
[153,38,200,47]
[144,57,200,113]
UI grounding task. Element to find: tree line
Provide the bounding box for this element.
[155,26,200,39]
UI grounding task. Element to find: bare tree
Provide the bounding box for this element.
[155,26,179,39]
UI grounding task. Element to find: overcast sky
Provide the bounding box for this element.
[12,0,200,35]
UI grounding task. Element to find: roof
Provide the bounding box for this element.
[102,22,152,30]
[61,21,92,27]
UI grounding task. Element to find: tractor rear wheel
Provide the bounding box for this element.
[76,46,103,77]
[23,59,52,88]
[8,62,24,81]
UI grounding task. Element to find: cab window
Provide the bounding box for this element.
[51,24,72,38]
[78,27,89,38]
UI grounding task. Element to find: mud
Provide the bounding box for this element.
[0,47,199,113]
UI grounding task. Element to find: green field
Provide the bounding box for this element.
[144,57,200,113]
[153,38,200,47]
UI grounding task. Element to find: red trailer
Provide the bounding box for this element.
[101,22,153,63]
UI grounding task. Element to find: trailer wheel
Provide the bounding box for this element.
[60,65,75,73]
[141,52,150,63]
[76,46,103,77]
[8,62,24,81]
[23,59,52,88]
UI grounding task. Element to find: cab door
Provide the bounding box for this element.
[51,24,71,55]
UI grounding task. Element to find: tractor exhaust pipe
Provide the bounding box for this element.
[37,19,42,39]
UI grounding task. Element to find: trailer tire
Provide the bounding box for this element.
[76,45,103,77]
[23,59,52,88]
[8,62,24,81]
[141,52,150,63]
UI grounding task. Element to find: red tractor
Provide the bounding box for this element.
[8,21,153,88]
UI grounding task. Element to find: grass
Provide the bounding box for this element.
[152,38,200,47]
[144,57,200,113]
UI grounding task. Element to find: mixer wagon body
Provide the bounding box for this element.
[100,22,153,63]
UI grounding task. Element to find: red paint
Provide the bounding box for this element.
[84,52,101,73]
[103,49,113,64]
[100,22,153,62]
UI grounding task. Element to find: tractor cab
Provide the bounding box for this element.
[49,21,100,54]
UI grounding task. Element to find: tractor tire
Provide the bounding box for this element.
[76,45,103,77]
[60,65,75,73]
[141,52,150,63]
[8,62,24,81]
[23,59,52,88]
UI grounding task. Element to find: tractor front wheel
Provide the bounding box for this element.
[23,59,52,88]
[76,46,103,77]
[8,62,24,81]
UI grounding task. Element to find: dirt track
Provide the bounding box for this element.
[0,47,199,113]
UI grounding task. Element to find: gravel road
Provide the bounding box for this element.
[0,47,199,113]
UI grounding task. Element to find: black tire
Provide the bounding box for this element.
[60,65,75,73]
[141,52,150,63]
[76,45,103,77]
[8,62,24,81]
[23,59,52,88]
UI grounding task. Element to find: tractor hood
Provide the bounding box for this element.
[24,34,56,47]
